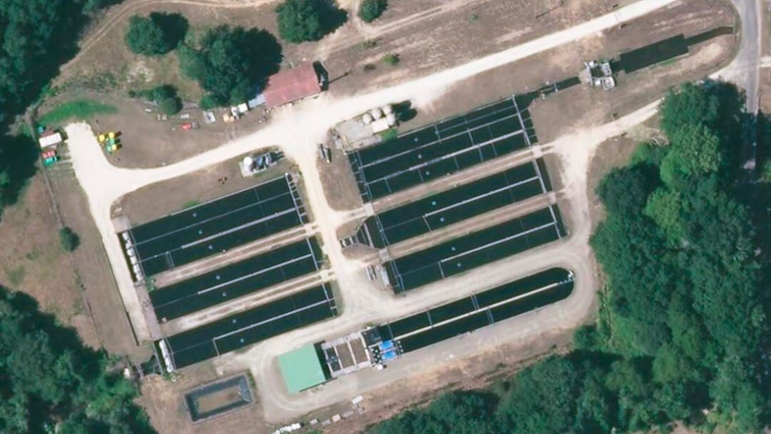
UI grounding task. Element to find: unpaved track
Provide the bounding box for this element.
[332,0,487,54]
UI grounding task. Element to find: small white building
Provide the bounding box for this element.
[39,132,63,149]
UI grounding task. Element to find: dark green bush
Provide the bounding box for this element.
[358,0,387,23]
[276,0,347,43]
[125,12,188,56]
[59,227,80,252]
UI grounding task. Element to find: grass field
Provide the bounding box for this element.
[40,100,117,126]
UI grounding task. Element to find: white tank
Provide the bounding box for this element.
[243,156,254,168]
[362,113,373,125]
[386,113,397,126]
[370,108,384,120]
[382,104,394,115]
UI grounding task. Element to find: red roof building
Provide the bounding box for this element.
[263,63,323,108]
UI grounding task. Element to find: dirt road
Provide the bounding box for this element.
[718,0,761,113]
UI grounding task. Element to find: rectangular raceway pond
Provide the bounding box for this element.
[160,284,337,369]
[385,205,565,294]
[355,159,552,248]
[123,174,306,278]
[184,374,254,422]
[150,238,322,321]
[368,268,573,358]
[348,96,537,202]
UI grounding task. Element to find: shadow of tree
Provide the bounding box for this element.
[0,285,158,434]
[319,0,349,35]
[393,100,418,122]
[244,28,284,91]
[150,11,189,51]
[0,133,39,219]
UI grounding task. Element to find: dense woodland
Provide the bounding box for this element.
[0,1,156,433]
[0,287,157,433]
[372,83,771,434]
[0,0,112,218]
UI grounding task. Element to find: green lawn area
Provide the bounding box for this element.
[39,100,117,126]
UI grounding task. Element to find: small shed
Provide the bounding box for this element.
[278,344,327,394]
[263,63,323,108]
[39,132,63,149]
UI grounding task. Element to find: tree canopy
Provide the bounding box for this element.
[132,85,183,115]
[125,12,189,56]
[0,287,156,434]
[275,0,347,43]
[358,0,387,23]
[372,82,770,434]
[178,25,282,107]
[0,0,118,220]
[59,226,80,252]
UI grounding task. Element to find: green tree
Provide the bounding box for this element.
[125,12,188,56]
[276,0,324,42]
[125,15,169,55]
[59,227,80,252]
[276,0,347,43]
[383,53,400,66]
[661,124,722,179]
[179,25,282,106]
[659,82,719,137]
[761,160,771,182]
[573,324,600,350]
[359,0,387,23]
[643,188,686,243]
[0,288,156,434]
[135,85,183,115]
[498,356,580,433]
[83,0,123,13]
[596,164,657,216]
[575,366,616,433]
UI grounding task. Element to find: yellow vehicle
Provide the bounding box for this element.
[97,131,122,153]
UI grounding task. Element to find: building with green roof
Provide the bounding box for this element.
[278,344,327,394]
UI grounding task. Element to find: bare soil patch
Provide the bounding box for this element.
[194,388,243,414]
[138,364,270,434]
[762,0,770,56]
[759,67,771,113]
[115,155,294,226]
[47,161,152,359]
[38,91,272,169]
[325,329,574,434]
[586,135,641,232]
[320,0,621,97]
[318,146,363,211]
[0,175,100,347]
